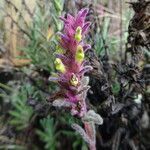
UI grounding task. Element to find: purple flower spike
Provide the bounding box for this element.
[49,8,103,150]
[50,8,92,117]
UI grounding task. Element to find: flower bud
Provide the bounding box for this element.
[75,45,84,63]
[54,58,66,73]
[75,26,82,42]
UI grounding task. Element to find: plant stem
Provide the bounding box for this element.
[89,144,96,150]
[84,122,96,150]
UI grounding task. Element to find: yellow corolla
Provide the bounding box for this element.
[70,74,79,86]
[75,26,82,42]
[75,45,84,63]
[54,58,66,73]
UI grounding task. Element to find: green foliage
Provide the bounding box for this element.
[94,17,111,56]
[21,3,54,72]
[59,112,81,125]
[94,17,123,56]
[36,116,58,150]
[20,0,64,72]
[112,81,120,95]
[51,0,64,31]
[9,84,34,130]
[36,113,87,150]
[0,82,12,99]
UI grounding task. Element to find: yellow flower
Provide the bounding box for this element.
[54,58,66,73]
[70,74,79,86]
[75,26,82,42]
[55,45,65,54]
[75,45,84,63]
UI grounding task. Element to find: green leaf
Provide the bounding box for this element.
[9,84,34,130]
[36,116,58,150]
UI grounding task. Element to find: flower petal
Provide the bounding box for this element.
[79,66,93,75]
[82,22,91,33]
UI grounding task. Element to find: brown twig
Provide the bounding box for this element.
[0,6,32,40]
[4,27,25,39]
[5,0,29,29]
[21,0,33,17]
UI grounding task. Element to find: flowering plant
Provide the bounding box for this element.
[49,8,103,150]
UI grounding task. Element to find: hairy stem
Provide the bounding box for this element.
[84,122,96,150]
